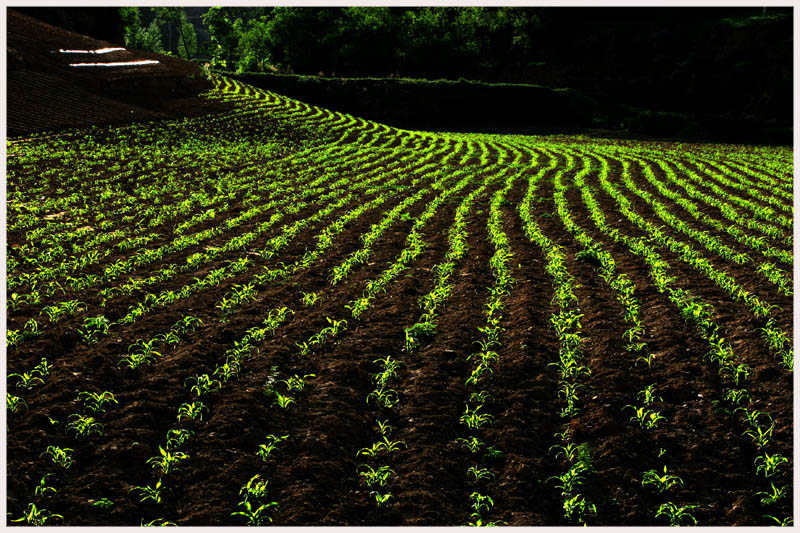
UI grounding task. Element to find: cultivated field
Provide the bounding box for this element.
[6,75,793,526]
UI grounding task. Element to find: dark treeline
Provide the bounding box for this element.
[13,6,793,142]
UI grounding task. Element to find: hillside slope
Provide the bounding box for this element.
[6,9,227,137]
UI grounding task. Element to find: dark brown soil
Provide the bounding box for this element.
[5,13,793,527]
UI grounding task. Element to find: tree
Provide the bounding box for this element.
[119,7,163,53]
[151,7,197,59]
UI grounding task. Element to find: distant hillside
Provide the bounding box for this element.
[6,10,226,137]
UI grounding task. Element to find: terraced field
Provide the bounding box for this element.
[6,74,793,526]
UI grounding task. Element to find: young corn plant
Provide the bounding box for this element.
[41,445,74,469]
[91,498,114,510]
[129,478,165,504]
[185,374,221,397]
[7,393,28,413]
[460,404,494,429]
[165,428,194,450]
[34,474,57,497]
[257,434,289,461]
[147,446,190,475]
[369,491,393,507]
[9,503,63,526]
[642,466,684,493]
[231,500,277,526]
[754,453,788,478]
[357,464,395,488]
[65,413,104,439]
[177,401,207,422]
[563,493,597,525]
[655,502,698,526]
[77,391,118,414]
[279,374,315,393]
[755,483,788,506]
[8,371,44,390]
[637,384,663,406]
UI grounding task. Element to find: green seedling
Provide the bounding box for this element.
[257,434,289,461]
[92,498,114,510]
[41,446,74,469]
[280,374,315,393]
[7,393,28,413]
[765,515,793,527]
[231,499,278,526]
[165,428,194,450]
[460,404,494,429]
[141,518,178,526]
[32,358,52,377]
[563,493,596,525]
[34,474,57,497]
[642,466,684,493]
[273,392,295,409]
[176,401,207,422]
[147,446,189,475]
[357,464,395,487]
[300,291,319,307]
[755,483,787,506]
[637,384,663,405]
[9,371,44,390]
[239,474,270,503]
[77,391,118,414]
[656,502,697,526]
[470,491,494,517]
[9,503,63,526]
[366,387,399,409]
[185,374,220,397]
[754,453,788,478]
[129,478,165,504]
[65,413,103,439]
[624,405,665,429]
[369,491,393,507]
[467,466,495,482]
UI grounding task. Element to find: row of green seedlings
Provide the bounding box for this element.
[580,149,792,525]
[639,153,794,293]
[403,176,490,356]
[8,316,204,524]
[616,152,793,298]
[657,153,792,249]
[660,152,791,246]
[615,148,792,268]
[561,149,694,524]
[231,165,474,515]
[258,145,464,297]
[6,69,424,304]
[604,155,792,372]
[128,307,294,525]
[344,171,476,321]
[356,355,407,509]
[7,136,277,289]
[692,152,794,207]
[713,156,792,200]
[97,141,427,307]
[229,364,316,526]
[638,148,793,234]
[352,169,493,512]
[675,154,794,225]
[621,154,790,294]
[5,92,404,308]
[293,168,471,354]
[8,367,121,525]
[214,75,396,148]
[61,167,394,350]
[6,300,85,348]
[457,158,521,526]
[517,148,597,525]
